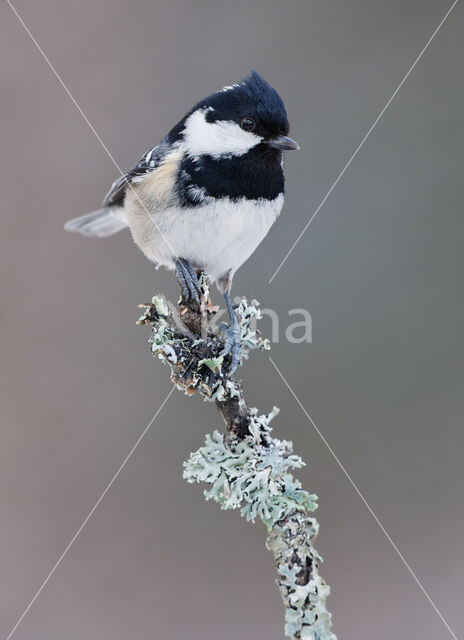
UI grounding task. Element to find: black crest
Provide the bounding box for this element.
[203,71,289,138]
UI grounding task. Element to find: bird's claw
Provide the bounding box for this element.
[219,322,241,377]
[175,258,202,306]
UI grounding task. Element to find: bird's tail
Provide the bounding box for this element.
[64,206,128,238]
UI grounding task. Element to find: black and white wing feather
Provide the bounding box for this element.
[65,140,171,238]
[103,139,170,208]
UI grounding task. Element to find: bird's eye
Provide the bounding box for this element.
[241,117,256,132]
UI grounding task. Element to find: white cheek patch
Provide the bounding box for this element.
[182,108,262,158]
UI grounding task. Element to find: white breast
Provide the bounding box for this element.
[124,189,284,286]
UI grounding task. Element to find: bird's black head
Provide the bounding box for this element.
[170,72,299,202]
[201,71,294,146]
[169,71,299,157]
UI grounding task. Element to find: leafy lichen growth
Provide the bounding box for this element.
[183,408,334,640]
[183,409,318,529]
[139,291,336,640]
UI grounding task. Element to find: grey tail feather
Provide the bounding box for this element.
[64,207,128,238]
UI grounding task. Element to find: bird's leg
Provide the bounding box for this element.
[219,292,241,376]
[175,260,190,302]
[183,260,203,292]
[175,258,202,305]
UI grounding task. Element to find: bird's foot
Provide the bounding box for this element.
[175,258,202,306]
[219,321,241,377]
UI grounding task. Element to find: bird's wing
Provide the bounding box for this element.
[102,140,170,208]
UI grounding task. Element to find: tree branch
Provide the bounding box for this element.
[138,280,336,640]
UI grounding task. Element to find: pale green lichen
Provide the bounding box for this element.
[235,297,271,356]
[183,409,318,530]
[152,295,169,317]
[268,513,336,640]
[197,355,224,373]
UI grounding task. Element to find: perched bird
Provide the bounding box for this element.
[65,71,299,374]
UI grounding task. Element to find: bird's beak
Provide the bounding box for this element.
[267,135,300,151]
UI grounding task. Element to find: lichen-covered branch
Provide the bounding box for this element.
[138,280,336,640]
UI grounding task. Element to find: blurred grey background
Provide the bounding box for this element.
[1,1,463,638]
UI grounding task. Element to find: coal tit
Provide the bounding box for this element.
[65,71,299,374]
